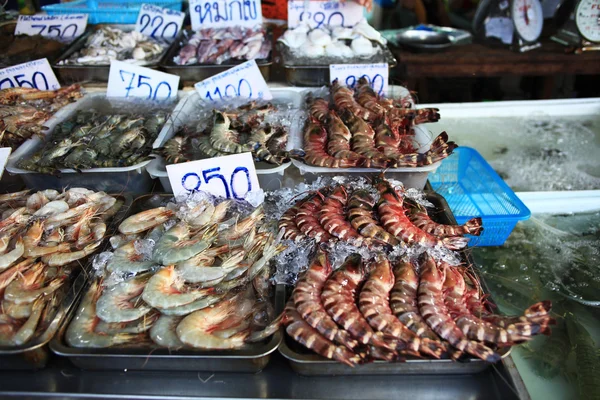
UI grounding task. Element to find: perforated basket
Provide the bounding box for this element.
[43,0,182,24]
[428,147,530,247]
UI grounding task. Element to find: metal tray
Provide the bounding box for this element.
[50,193,283,372]
[0,193,132,369]
[279,41,398,87]
[278,192,511,376]
[53,25,175,83]
[159,29,272,85]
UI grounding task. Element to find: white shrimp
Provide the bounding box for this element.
[106,241,155,274]
[33,200,70,217]
[153,223,218,265]
[176,249,244,284]
[4,262,65,305]
[149,315,184,348]
[119,207,175,235]
[158,294,225,316]
[0,238,24,272]
[42,240,102,267]
[96,274,153,323]
[0,297,45,346]
[95,312,158,335]
[141,265,214,309]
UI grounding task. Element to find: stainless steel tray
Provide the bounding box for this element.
[53,24,175,83]
[49,193,283,372]
[278,192,510,376]
[0,193,132,369]
[279,41,398,87]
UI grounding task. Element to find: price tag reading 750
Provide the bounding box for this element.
[0,59,60,91]
[107,60,179,100]
[166,153,261,199]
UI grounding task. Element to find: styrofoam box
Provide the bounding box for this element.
[6,92,181,194]
[147,89,303,192]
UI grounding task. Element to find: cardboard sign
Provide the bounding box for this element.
[288,0,364,29]
[0,59,60,91]
[0,148,11,180]
[194,60,272,101]
[15,14,88,40]
[330,63,389,96]
[189,0,263,31]
[135,4,185,40]
[107,60,180,99]
[166,152,261,199]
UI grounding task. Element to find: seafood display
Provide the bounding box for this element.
[57,27,169,66]
[0,188,124,347]
[0,33,66,68]
[173,27,271,66]
[0,85,83,150]
[160,101,290,166]
[281,248,554,366]
[65,194,283,350]
[297,79,455,168]
[18,107,169,173]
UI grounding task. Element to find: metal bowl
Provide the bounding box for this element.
[395,29,453,50]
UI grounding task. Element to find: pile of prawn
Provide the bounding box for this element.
[160,101,290,166]
[66,195,284,350]
[298,78,456,168]
[282,248,555,366]
[0,188,123,347]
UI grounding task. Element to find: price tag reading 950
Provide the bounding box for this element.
[167,153,261,199]
[135,4,185,40]
[189,0,263,31]
[107,60,180,100]
[288,0,365,29]
[194,60,272,102]
[0,59,60,91]
[15,14,88,40]
[330,63,389,96]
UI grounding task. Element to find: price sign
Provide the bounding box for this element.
[288,0,364,29]
[189,0,263,31]
[135,4,185,40]
[330,63,389,96]
[107,60,180,100]
[0,59,60,91]
[194,60,272,102]
[485,17,514,45]
[15,14,88,40]
[0,148,11,180]
[167,152,261,199]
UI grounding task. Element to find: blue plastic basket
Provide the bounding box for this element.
[43,0,182,25]
[428,147,530,247]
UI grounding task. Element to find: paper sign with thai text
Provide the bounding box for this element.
[189,0,263,31]
[330,63,389,96]
[135,4,185,40]
[0,59,60,91]
[15,14,88,40]
[194,59,272,101]
[288,0,364,29]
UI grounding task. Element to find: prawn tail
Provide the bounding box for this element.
[245,313,284,343]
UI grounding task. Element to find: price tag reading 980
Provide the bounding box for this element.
[287,0,365,29]
[0,59,60,91]
[107,60,180,100]
[194,60,272,102]
[330,63,389,96]
[15,14,88,40]
[135,4,185,40]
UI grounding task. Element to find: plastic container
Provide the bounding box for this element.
[6,92,179,194]
[516,190,600,215]
[147,88,302,192]
[428,147,531,246]
[43,0,182,24]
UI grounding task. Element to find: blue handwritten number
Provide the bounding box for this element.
[313,11,325,28]
[14,74,34,89]
[119,70,135,97]
[238,79,252,98]
[139,14,151,33]
[150,16,164,38]
[47,24,62,37]
[162,21,178,38]
[345,75,357,89]
[327,12,345,27]
[202,167,230,198]
[61,23,78,38]
[32,72,49,90]
[181,173,201,192]
[230,166,251,199]
[137,75,153,99]
[371,74,384,96]
[154,82,172,100]
[0,78,15,90]
[31,24,46,35]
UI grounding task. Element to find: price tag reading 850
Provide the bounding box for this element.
[166,153,261,199]
[329,63,389,96]
[107,60,179,100]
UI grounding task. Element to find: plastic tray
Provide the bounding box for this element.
[428,147,531,246]
[279,193,510,376]
[43,0,182,25]
[5,92,180,194]
[50,193,283,372]
[147,88,302,192]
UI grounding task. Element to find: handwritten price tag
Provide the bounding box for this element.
[189,0,263,31]
[0,59,60,91]
[194,60,272,102]
[0,148,11,180]
[330,63,389,96]
[167,152,261,199]
[485,17,514,45]
[136,4,185,40]
[15,14,88,40]
[288,0,364,29]
[107,60,179,100]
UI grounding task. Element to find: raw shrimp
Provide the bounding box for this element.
[347,189,399,247]
[96,274,153,323]
[149,315,184,347]
[158,294,226,316]
[95,312,158,335]
[319,186,364,245]
[295,192,333,243]
[218,206,264,243]
[118,207,175,235]
[210,110,253,154]
[33,200,69,217]
[4,262,65,304]
[176,250,244,284]
[0,297,45,346]
[153,223,218,265]
[42,240,102,267]
[141,265,214,309]
[0,238,24,271]
[23,221,69,257]
[106,240,156,274]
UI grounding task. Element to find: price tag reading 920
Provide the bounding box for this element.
[288,0,365,29]
[107,60,179,100]
[167,153,261,199]
[330,63,389,96]
[15,14,88,40]
[189,0,263,31]
[135,4,185,40]
[194,60,272,102]
[0,59,60,91]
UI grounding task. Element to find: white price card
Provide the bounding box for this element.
[330,63,389,96]
[136,4,185,40]
[167,152,261,199]
[485,17,514,45]
[107,60,180,100]
[194,60,272,101]
[288,0,365,29]
[189,0,263,31]
[0,148,11,180]
[0,59,60,91]
[15,14,88,40]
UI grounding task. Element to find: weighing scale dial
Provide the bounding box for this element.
[512,0,545,42]
[575,0,600,42]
